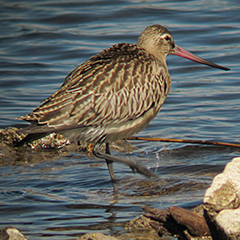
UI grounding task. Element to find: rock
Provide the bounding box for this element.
[0,226,28,240]
[142,206,212,239]
[0,127,25,145]
[216,209,240,235]
[142,206,170,222]
[204,157,240,239]
[204,158,240,211]
[0,126,135,168]
[125,215,155,232]
[78,232,120,240]
[168,206,210,237]
[0,143,18,166]
[124,213,166,239]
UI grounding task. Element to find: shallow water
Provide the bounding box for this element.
[0,0,240,239]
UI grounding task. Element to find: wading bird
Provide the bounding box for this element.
[16,25,230,193]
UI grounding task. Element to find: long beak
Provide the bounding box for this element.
[172,45,230,71]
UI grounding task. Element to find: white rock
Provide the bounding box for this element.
[204,157,240,236]
[216,208,240,235]
[204,156,240,207]
[0,226,28,240]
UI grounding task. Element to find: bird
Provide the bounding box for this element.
[16,24,230,193]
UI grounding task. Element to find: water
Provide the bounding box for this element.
[0,0,240,239]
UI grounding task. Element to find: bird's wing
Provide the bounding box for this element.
[19,43,166,133]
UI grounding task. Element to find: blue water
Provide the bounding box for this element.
[0,0,240,239]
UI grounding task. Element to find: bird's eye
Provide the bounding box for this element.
[164,35,170,41]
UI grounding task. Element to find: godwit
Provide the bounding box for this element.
[17,25,230,192]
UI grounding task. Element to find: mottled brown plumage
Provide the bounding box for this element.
[17,25,230,192]
[19,44,171,143]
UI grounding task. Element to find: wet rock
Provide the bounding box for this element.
[204,157,240,239]
[78,232,120,240]
[141,206,212,239]
[143,206,170,223]
[0,126,135,167]
[125,215,155,232]
[141,206,175,237]
[0,126,133,153]
[123,177,208,198]
[0,226,28,240]
[0,127,25,145]
[168,206,210,237]
[124,214,165,239]
[0,143,18,166]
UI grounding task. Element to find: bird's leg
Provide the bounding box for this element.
[92,142,118,193]
[105,143,118,193]
[92,142,156,188]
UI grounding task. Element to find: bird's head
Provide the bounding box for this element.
[137,24,230,71]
